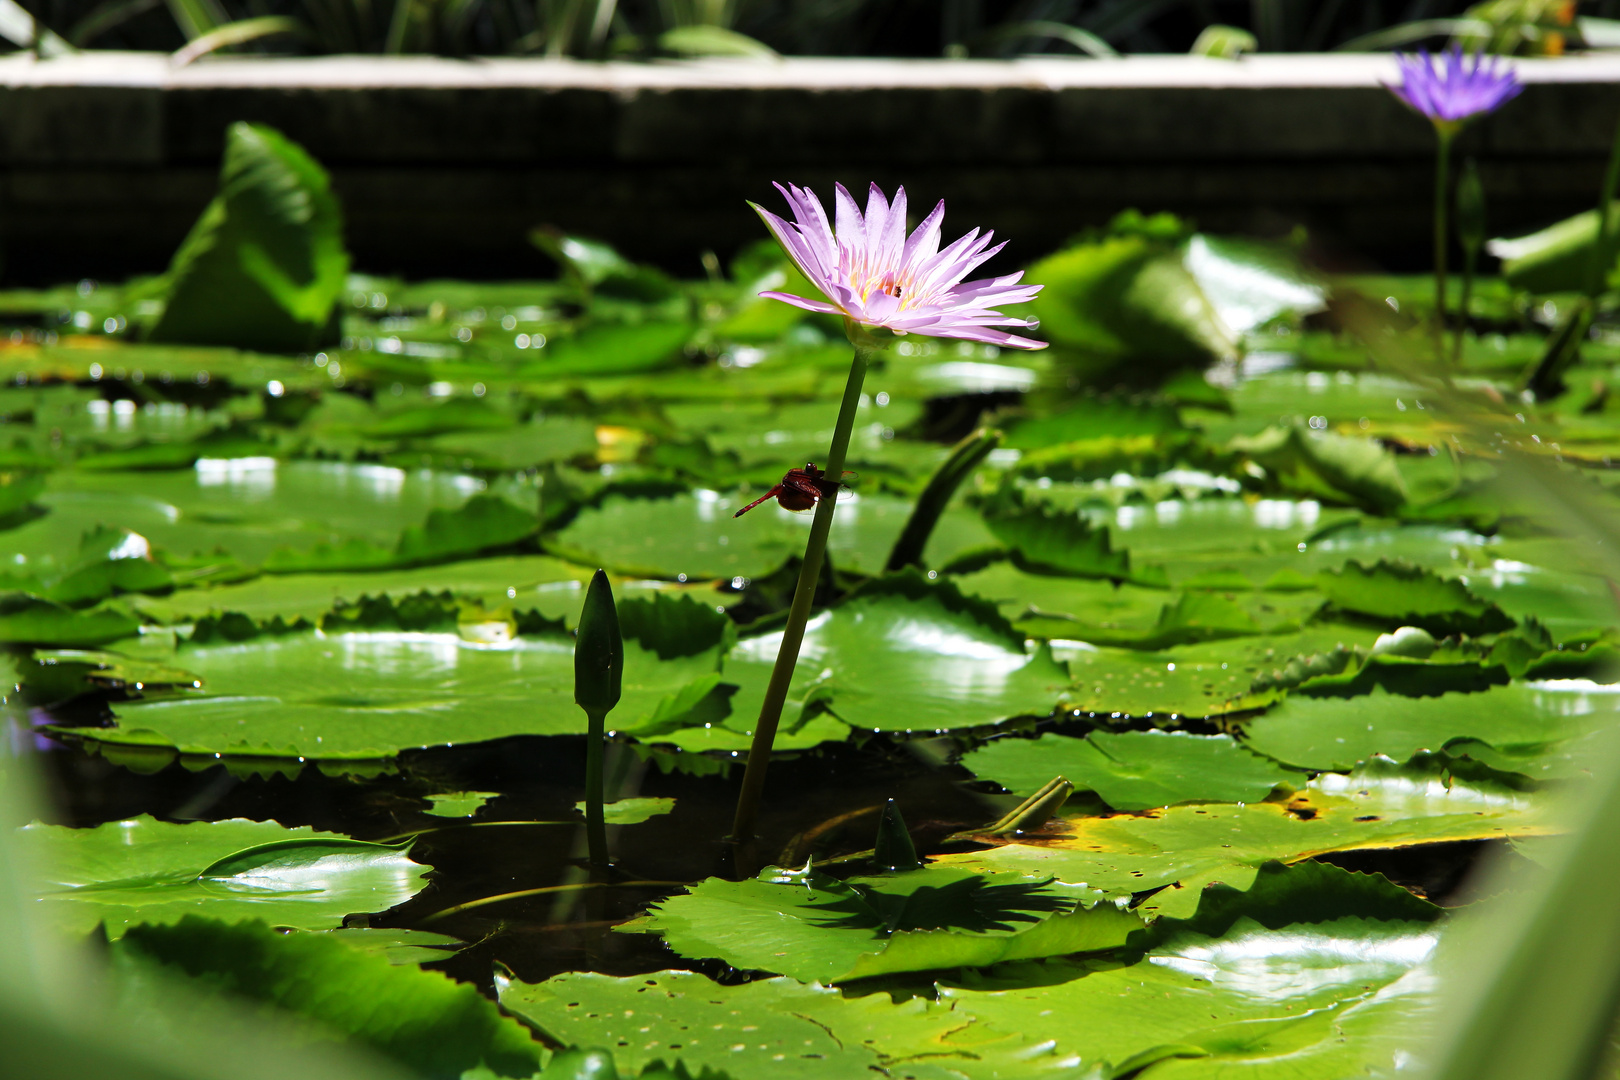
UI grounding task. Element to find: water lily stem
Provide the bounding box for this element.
[1433,124,1456,363]
[730,338,879,845]
[584,706,608,869]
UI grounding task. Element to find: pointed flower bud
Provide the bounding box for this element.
[574,569,622,716]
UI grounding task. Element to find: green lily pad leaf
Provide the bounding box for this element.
[424,791,498,818]
[1181,233,1326,335]
[59,623,722,762]
[363,398,515,440]
[618,591,734,660]
[0,593,141,646]
[548,490,988,581]
[139,555,592,626]
[1231,424,1407,513]
[1028,234,1236,381]
[529,321,692,378]
[934,759,1549,915]
[955,560,1327,647]
[1241,681,1617,772]
[1317,558,1515,636]
[1003,396,1184,450]
[318,591,461,634]
[148,123,347,353]
[980,488,1165,585]
[320,927,468,966]
[10,463,526,576]
[962,731,1295,812]
[417,416,600,472]
[1293,653,1510,698]
[575,797,676,825]
[14,647,202,705]
[1487,202,1620,294]
[114,918,540,1078]
[938,916,1435,1079]
[0,466,46,517]
[264,493,537,572]
[40,526,174,605]
[1055,626,1384,719]
[502,970,986,1080]
[626,864,1137,983]
[73,426,281,473]
[725,570,1070,733]
[1143,859,1439,945]
[19,815,428,938]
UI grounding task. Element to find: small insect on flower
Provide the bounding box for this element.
[733,463,856,518]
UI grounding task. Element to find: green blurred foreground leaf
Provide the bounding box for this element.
[112,917,541,1079]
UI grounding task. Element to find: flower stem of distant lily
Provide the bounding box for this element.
[1432,124,1457,362]
[1454,157,1486,367]
[731,333,879,845]
[1586,111,1620,300]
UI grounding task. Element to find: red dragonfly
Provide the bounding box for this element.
[733,463,856,518]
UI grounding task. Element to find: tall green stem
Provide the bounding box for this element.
[583,707,608,868]
[1586,112,1620,300]
[730,338,878,845]
[1433,125,1456,363]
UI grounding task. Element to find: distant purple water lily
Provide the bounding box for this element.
[1385,48,1521,363]
[753,182,1047,350]
[1387,47,1523,128]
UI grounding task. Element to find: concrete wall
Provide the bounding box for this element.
[2,51,1618,284]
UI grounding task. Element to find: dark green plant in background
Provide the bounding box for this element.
[15,0,1620,62]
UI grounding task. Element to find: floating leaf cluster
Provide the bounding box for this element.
[8,173,1620,1078]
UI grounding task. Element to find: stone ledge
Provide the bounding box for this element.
[1,52,1617,283]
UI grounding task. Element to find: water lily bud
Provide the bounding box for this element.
[574,569,622,716]
[1457,158,1487,257]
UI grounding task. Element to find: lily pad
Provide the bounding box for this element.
[961,731,1296,812]
[934,760,1550,917]
[937,917,1435,1079]
[549,490,989,581]
[1241,681,1620,772]
[424,792,498,818]
[578,797,676,825]
[7,462,515,576]
[625,864,1139,983]
[57,626,724,763]
[500,968,998,1080]
[723,572,1070,734]
[1317,558,1515,636]
[18,815,429,938]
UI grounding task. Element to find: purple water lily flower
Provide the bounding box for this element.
[1387,47,1523,128]
[753,182,1046,350]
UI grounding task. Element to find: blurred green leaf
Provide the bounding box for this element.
[114,918,541,1077]
[148,123,348,353]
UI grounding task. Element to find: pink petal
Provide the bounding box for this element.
[752,204,834,291]
[758,290,845,316]
[901,200,946,266]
